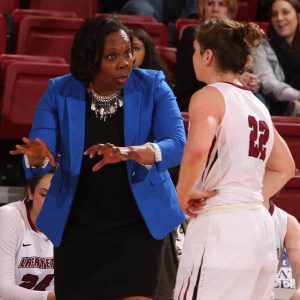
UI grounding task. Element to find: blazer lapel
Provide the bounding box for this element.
[123,72,141,147]
[66,80,86,174]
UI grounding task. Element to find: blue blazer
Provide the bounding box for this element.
[26,69,186,247]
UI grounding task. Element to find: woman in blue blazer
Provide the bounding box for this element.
[10,16,186,300]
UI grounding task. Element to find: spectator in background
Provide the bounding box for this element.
[120,0,198,23]
[253,0,300,116]
[176,0,263,112]
[175,0,237,111]
[197,0,237,20]
[0,171,55,300]
[131,26,174,86]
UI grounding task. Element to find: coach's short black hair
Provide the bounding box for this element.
[70,16,133,83]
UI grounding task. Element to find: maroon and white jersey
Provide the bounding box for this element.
[199,82,274,207]
[270,203,287,270]
[0,201,54,300]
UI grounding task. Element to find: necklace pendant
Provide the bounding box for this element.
[87,83,123,121]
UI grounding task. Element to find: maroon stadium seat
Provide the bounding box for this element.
[177,24,196,41]
[12,9,78,49]
[274,171,300,222]
[0,15,7,55]
[16,16,84,63]
[0,54,66,89]
[256,22,269,32]
[272,116,300,124]
[272,116,300,170]
[13,8,77,20]
[0,53,66,65]
[0,61,69,140]
[155,46,177,75]
[121,20,169,47]
[95,13,158,23]
[236,0,258,22]
[0,0,19,14]
[175,18,198,40]
[29,0,98,19]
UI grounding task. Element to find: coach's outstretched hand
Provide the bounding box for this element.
[10,137,55,167]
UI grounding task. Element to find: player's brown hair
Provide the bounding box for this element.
[195,18,265,74]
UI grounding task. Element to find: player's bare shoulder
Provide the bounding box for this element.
[190,86,225,122]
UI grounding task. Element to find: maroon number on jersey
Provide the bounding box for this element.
[19,274,54,291]
[248,115,270,161]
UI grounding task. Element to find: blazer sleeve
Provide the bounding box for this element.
[152,71,186,172]
[24,79,59,179]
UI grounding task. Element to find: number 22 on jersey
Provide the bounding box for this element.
[248,115,270,161]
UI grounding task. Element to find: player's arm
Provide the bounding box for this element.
[285,214,300,300]
[176,87,223,217]
[262,127,295,200]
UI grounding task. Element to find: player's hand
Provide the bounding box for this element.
[9,137,55,167]
[177,187,217,218]
[84,143,136,172]
[238,72,261,93]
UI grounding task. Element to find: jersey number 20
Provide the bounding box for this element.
[19,273,54,291]
[248,115,270,161]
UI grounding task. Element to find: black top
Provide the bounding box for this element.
[66,93,142,231]
[175,26,206,112]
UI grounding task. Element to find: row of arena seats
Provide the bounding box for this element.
[0,10,171,61]
[0,54,69,140]
[0,0,260,23]
[272,116,300,221]
[0,7,270,71]
[0,0,99,19]
[181,112,300,222]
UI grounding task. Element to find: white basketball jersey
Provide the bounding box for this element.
[200,82,274,207]
[270,204,287,270]
[0,201,54,299]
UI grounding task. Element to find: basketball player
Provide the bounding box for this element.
[174,18,296,300]
[0,171,55,300]
[266,201,300,299]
